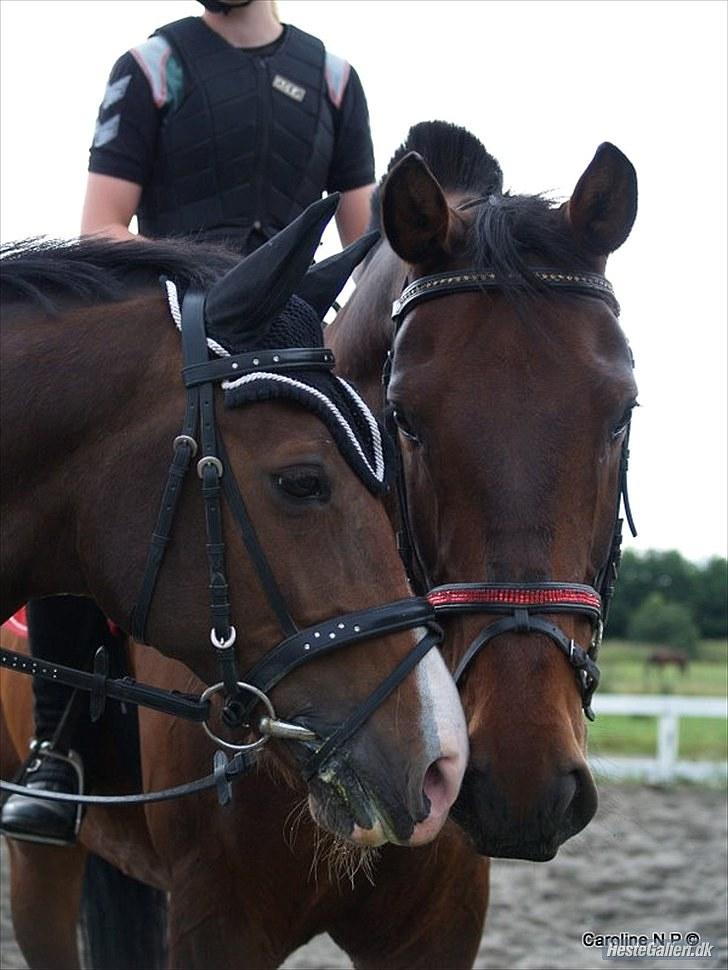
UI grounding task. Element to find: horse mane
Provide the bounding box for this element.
[0,236,239,315]
[371,121,597,288]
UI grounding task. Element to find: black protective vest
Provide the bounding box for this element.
[137,19,335,252]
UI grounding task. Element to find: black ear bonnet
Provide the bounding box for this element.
[218,293,392,495]
[165,197,388,493]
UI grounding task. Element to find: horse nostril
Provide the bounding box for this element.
[422,754,461,821]
[406,753,464,846]
[554,766,597,839]
[567,766,598,830]
[553,771,578,818]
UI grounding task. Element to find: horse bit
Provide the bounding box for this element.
[383,229,637,721]
[0,287,443,807]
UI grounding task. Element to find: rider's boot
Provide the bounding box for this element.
[1,596,111,845]
[1,740,83,846]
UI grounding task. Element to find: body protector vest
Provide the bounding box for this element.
[136,18,335,253]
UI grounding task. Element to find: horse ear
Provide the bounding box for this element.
[381,152,451,264]
[565,143,638,255]
[205,194,339,342]
[296,230,380,318]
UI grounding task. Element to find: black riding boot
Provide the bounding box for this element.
[1,595,111,845]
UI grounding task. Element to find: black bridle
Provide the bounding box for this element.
[1,287,443,805]
[383,259,636,720]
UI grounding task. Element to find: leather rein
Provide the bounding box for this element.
[1,287,442,806]
[383,248,636,721]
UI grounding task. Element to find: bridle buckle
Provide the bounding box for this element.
[197,455,224,478]
[210,626,237,650]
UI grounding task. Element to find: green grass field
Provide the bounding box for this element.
[590,638,727,760]
[589,715,727,759]
[599,638,727,695]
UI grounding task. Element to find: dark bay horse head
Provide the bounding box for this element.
[328,122,638,859]
[0,197,467,847]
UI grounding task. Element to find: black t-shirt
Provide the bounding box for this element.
[88,24,375,195]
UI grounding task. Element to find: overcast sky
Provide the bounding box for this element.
[1,1,725,562]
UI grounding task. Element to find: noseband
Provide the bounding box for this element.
[384,256,636,720]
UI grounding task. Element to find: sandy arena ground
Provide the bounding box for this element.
[1,782,726,970]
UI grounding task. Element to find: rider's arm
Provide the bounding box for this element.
[335,184,376,248]
[327,64,376,246]
[83,43,174,239]
[81,174,143,241]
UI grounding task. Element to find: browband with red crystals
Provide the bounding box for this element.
[427,582,602,618]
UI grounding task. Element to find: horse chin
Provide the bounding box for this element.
[450,761,598,860]
[305,763,416,848]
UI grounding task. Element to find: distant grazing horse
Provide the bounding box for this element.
[2,123,638,969]
[646,648,689,674]
[0,195,468,967]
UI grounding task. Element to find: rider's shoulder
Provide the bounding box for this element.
[323,49,352,109]
[126,35,182,111]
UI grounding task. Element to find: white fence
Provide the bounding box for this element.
[588,694,728,784]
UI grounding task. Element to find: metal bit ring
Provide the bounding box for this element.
[200,681,275,752]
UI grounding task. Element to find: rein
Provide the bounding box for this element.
[383,255,636,720]
[1,287,442,806]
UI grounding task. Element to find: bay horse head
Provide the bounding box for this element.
[0,196,467,848]
[329,123,638,860]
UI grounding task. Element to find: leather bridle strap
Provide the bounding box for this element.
[594,420,637,623]
[0,647,210,722]
[183,347,335,386]
[215,435,297,640]
[381,365,430,593]
[1,748,253,806]
[452,613,600,718]
[130,390,199,643]
[303,624,441,780]
[241,597,435,699]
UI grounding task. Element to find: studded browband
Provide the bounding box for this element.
[392,268,620,322]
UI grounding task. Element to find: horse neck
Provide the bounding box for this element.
[327,247,403,409]
[0,291,179,613]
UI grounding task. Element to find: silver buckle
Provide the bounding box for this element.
[197,456,223,478]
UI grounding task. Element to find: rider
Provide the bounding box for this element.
[1,0,376,846]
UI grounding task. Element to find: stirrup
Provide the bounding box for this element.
[11,739,85,840]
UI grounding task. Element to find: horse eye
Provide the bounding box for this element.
[393,408,421,444]
[274,468,331,502]
[612,402,638,440]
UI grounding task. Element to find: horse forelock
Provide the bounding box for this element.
[469,195,599,291]
[369,120,504,232]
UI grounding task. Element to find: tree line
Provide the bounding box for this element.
[606,550,727,654]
